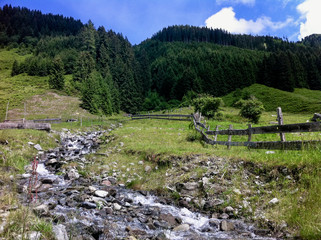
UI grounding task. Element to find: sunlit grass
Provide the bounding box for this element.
[110,109,321,239]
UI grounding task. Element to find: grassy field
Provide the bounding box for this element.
[97,108,321,239]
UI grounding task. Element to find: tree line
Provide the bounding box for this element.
[2,5,321,114]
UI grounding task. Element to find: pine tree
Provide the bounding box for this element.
[48,57,64,90]
[11,60,19,76]
[73,51,95,83]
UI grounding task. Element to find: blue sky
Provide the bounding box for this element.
[1,0,320,44]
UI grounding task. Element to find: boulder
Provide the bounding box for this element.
[94,190,108,198]
[113,203,122,211]
[67,169,80,180]
[28,231,41,240]
[33,204,49,216]
[53,224,68,240]
[173,224,190,231]
[220,220,234,231]
[34,144,42,151]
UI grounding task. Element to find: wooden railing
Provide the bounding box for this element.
[192,114,321,150]
[132,114,192,121]
[33,118,62,124]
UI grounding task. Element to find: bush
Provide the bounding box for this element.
[193,95,223,119]
[239,98,264,123]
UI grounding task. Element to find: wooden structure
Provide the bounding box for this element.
[33,118,61,124]
[0,121,51,131]
[193,113,321,150]
[132,114,192,121]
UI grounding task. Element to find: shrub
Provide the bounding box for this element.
[239,98,265,123]
[193,95,223,119]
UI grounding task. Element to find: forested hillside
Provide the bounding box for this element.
[1,5,321,114]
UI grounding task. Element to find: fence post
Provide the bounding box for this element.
[228,125,233,149]
[247,124,252,149]
[277,107,286,142]
[247,124,252,142]
[5,101,9,121]
[214,125,219,143]
[24,102,26,120]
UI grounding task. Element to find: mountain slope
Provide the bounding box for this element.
[223,84,321,113]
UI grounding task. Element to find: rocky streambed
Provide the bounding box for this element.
[17,126,276,240]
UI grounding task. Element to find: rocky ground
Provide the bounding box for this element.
[0,125,296,239]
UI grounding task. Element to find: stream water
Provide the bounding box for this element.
[18,127,275,240]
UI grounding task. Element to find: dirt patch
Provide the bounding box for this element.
[7,91,92,120]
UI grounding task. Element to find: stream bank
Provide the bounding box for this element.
[16,126,279,239]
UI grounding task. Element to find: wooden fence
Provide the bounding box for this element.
[192,114,321,150]
[0,121,51,131]
[33,118,62,124]
[132,114,192,121]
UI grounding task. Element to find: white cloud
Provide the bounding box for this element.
[216,0,255,6]
[205,7,293,35]
[297,0,321,39]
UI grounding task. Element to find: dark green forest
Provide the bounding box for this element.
[1,5,321,114]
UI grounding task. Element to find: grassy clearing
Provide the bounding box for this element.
[0,48,48,121]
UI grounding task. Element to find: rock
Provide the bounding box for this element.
[41,177,55,184]
[94,190,108,198]
[81,201,97,209]
[127,237,137,240]
[28,231,41,240]
[105,207,113,214]
[113,203,122,211]
[202,177,210,185]
[233,188,241,195]
[67,169,80,180]
[209,219,220,228]
[28,142,35,146]
[53,224,68,240]
[173,224,190,231]
[37,184,52,192]
[138,161,144,165]
[219,213,229,219]
[159,213,179,227]
[181,166,189,172]
[88,186,97,193]
[101,180,112,186]
[183,182,199,191]
[33,204,49,216]
[220,220,234,231]
[269,198,279,205]
[46,158,58,166]
[224,206,234,213]
[108,177,117,184]
[92,197,107,205]
[153,232,169,240]
[34,144,42,151]
[145,165,152,172]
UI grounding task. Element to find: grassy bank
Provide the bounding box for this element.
[90,108,321,239]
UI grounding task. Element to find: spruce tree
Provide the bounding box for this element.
[48,57,64,90]
[11,60,19,76]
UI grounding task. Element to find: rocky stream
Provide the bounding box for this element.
[16,126,277,240]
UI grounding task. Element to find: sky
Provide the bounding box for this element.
[1,0,321,45]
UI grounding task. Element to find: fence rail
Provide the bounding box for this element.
[33,118,62,124]
[132,114,192,121]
